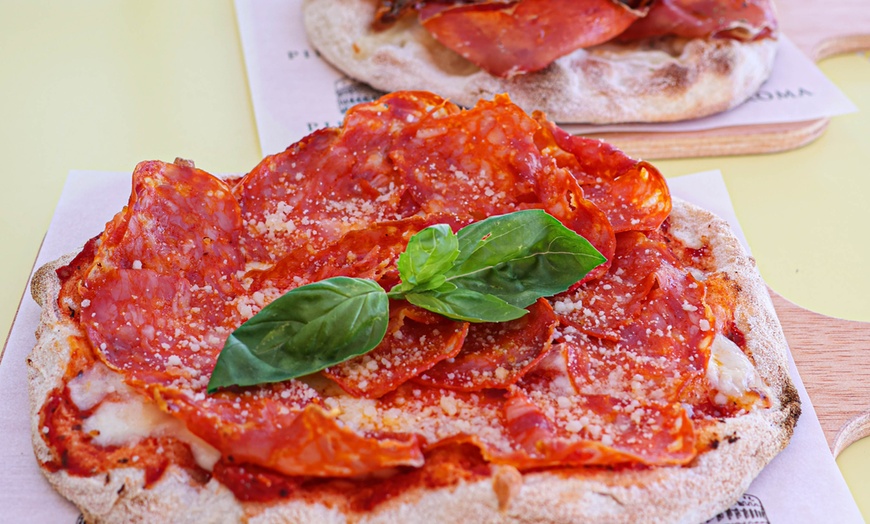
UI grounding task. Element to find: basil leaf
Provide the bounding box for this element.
[445,209,605,307]
[404,288,528,323]
[388,273,448,297]
[209,210,606,392]
[397,223,459,286]
[207,277,389,392]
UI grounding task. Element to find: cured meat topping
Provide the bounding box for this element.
[374,0,777,76]
[48,92,757,505]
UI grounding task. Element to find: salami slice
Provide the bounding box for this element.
[393,95,541,219]
[80,160,246,385]
[537,119,671,233]
[324,304,469,398]
[620,0,778,42]
[415,299,558,391]
[249,214,471,296]
[418,0,643,77]
[528,158,616,281]
[249,217,429,295]
[235,92,450,262]
[166,395,425,477]
[562,248,714,405]
[554,231,672,340]
[509,345,697,467]
[87,160,245,295]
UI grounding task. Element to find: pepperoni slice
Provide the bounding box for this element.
[156,381,317,457]
[249,214,471,296]
[498,389,636,467]
[415,299,558,391]
[272,406,423,478]
[583,161,671,233]
[504,384,696,469]
[324,304,469,398]
[213,443,489,508]
[81,268,239,386]
[235,92,450,262]
[393,95,541,220]
[536,119,671,233]
[79,160,246,384]
[535,120,637,186]
[553,231,670,340]
[248,218,424,295]
[419,0,644,77]
[234,129,342,262]
[509,346,697,467]
[529,160,615,282]
[165,394,424,477]
[88,160,245,295]
[619,0,778,42]
[562,255,714,404]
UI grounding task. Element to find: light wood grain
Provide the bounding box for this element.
[581,0,870,160]
[585,119,829,161]
[770,289,870,456]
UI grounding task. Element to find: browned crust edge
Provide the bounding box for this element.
[27,198,799,523]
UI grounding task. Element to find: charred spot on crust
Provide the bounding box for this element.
[652,63,690,93]
[780,381,802,438]
[709,47,735,77]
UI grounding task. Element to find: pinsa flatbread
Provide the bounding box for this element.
[302,0,778,123]
[28,92,798,523]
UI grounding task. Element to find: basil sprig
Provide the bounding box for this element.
[207,209,605,392]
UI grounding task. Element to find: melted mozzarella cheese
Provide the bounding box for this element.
[71,363,221,471]
[68,363,129,411]
[706,334,770,408]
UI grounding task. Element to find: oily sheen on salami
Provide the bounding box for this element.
[29,92,799,523]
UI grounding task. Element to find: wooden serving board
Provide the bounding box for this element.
[770,290,870,456]
[585,0,870,159]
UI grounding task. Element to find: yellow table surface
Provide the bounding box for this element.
[1,1,868,519]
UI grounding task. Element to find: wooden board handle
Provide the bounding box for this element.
[769,289,870,456]
[777,1,870,61]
